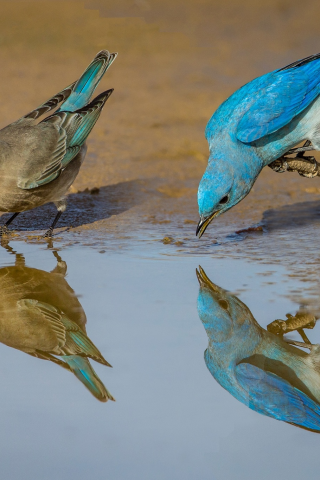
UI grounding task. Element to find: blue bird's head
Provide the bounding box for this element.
[196,158,252,238]
[196,266,255,344]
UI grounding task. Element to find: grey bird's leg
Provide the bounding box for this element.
[43,200,66,238]
[50,250,67,276]
[269,140,320,177]
[0,241,26,266]
[0,212,20,236]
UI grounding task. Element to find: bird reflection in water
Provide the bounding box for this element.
[196,266,320,432]
[0,243,114,402]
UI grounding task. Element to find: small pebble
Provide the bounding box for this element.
[162,236,174,244]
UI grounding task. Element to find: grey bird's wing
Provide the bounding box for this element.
[18,299,111,366]
[3,89,113,190]
[22,81,77,120]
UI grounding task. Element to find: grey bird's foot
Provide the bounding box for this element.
[0,212,21,236]
[0,225,9,237]
[43,227,54,238]
[43,206,65,238]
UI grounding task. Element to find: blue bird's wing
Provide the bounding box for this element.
[235,362,320,431]
[18,89,113,189]
[236,54,320,143]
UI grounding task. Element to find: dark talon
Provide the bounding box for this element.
[43,210,63,238]
[269,141,319,177]
[0,211,21,236]
[268,158,289,173]
[43,227,53,238]
[0,225,9,237]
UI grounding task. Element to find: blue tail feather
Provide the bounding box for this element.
[63,355,115,402]
[58,50,117,112]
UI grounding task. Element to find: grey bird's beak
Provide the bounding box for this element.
[196,211,219,238]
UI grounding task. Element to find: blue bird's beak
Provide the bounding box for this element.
[196,211,220,238]
[196,265,221,292]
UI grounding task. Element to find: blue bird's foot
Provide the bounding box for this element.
[283,338,314,350]
[296,155,318,178]
[269,140,320,177]
[269,154,319,177]
[268,158,289,173]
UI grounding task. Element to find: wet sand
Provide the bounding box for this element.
[1,1,320,263]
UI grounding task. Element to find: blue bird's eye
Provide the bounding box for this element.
[218,299,229,310]
[219,195,229,205]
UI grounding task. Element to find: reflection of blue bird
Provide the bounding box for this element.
[197,53,320,237]
[0,245,114,402]
[0,50,116,237]
[196,266,320,432]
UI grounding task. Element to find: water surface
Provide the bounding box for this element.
[0,240,319,480]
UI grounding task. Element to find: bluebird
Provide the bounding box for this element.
[0,50,116,237]
[197,53,320,237]
[0,244,114,402]
[196,266,320,432]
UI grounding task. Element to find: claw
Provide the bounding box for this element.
[0,225,9,237]
[43,227,53,238]
[268,158,288,173]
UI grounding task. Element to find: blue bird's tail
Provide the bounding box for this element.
[58,50,117,112]
[63,355,115,402]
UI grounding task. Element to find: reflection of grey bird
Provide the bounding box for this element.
[0,245,114,402]
[0,50,116,237]
[196,266,320,432]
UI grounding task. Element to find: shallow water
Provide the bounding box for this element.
[0,240,320,480]
[1,1,320,478]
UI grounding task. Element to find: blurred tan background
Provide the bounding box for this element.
[0,0,320,245]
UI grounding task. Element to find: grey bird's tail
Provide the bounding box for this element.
[23,50,117,120]
[58,50,117,112]
[63,355,115,402]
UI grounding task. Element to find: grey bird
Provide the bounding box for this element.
[0,50,116,237]
[0,244,114,402]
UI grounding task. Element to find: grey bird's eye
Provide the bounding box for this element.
[219,195,229,205]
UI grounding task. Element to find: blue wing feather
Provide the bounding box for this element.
[236,362,320,431]
[236,58,320,143]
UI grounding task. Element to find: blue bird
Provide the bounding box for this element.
[0,245,114,402]
[197,53,320,237]
[0,50,116,237]
[196,266,320,432]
